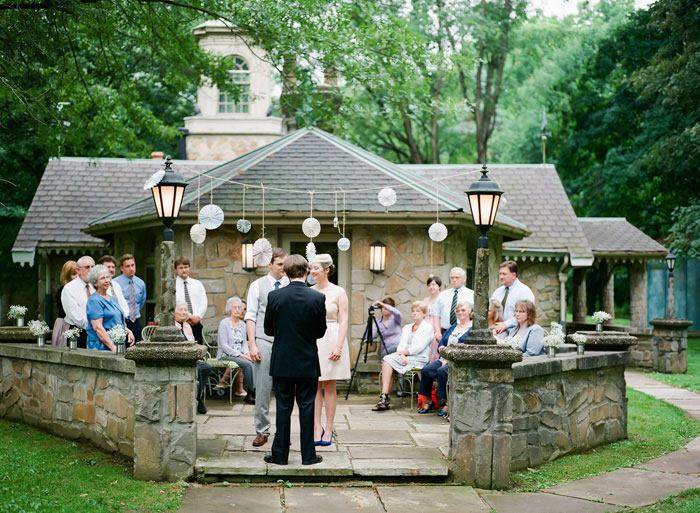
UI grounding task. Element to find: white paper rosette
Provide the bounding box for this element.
[302,217,321,238]
[337,237,351,251]
[199,204,224,230]
[378,187,397,207]
[428,222,448,242]
[190,224,206,244]
[252,238,273,266]
[236,219,251,233]
[306,242,317,262]
[143,170,165,190]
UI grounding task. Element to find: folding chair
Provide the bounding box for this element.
[202,324,239,404]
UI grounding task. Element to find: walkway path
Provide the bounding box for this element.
[180,370,700,512]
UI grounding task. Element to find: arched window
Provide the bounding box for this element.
[219,56,250,114]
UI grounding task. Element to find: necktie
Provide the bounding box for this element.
[86,283,91,298]
[183,280,193,314]
[501,287,510,309]
[449,288,459,325]
[128,280,137,323]
[274,281,281,290]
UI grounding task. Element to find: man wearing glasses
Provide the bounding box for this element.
[61,255,95,349]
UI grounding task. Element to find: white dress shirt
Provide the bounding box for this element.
[61,276,95,329]
[491,278,535,329]
[175,276,208,318]
[244,273,290,323]
[431,286,475,330]
[109,281,129,318]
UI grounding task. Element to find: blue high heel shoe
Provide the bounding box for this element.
[314,428,324,446]
[319,430,334,447]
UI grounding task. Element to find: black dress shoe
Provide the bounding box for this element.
[197,401,207,414]
[302,456,323,465]
[264,455,287,465]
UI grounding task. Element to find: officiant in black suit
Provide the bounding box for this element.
[263,254,327,466]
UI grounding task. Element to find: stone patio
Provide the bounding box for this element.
[195,394,451,480]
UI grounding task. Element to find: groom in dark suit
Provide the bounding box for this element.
[263,254,327,465]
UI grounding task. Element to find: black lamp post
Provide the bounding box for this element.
[149,156,187,330]
[665,252,676,319]
[465,164,504,340]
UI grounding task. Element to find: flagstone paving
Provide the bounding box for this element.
[181,370,700,511]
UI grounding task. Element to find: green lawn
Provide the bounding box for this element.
[511,388,700,491]
[565,312,631,326]
[648,338,700,394]
[0,421,184,513]
[631,488,700,512]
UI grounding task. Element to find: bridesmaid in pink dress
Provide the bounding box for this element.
[310,254,350,446]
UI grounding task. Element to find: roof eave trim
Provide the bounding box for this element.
[11,249,35,267]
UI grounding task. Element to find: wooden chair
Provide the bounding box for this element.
[202,324,240,404]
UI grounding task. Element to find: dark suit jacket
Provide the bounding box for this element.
[264,280,327,378]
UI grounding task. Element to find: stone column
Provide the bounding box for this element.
[598,261,615,324]
[629,262,648,329]
[572,268,587,322]
[126,337,208,481]
[649,318,692,374]
[442,344,522,489]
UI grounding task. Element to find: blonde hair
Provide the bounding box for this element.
[411,300,428,314]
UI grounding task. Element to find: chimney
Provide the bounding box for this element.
[151,151,165,160]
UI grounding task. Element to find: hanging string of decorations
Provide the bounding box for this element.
[236,185,251,233]
[336,188,350,251]
[199,176,224,230]
[190,174,206,244]
[428,181,448,243]
[252,183,272,266]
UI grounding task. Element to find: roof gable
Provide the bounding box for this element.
[579,218,667,256]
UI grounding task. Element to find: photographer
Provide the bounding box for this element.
[370,298,402,356]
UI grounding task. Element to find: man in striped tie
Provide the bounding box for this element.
[113,254,147,342]
[174,256,208,344]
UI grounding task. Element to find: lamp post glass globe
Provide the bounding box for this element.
[665,252,676,275]
[241,239,255,272]
[466,164,504,248]
[150,156,187,241]
[369,241,386,273]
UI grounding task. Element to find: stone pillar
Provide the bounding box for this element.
[649,318,692,374]
[126,335,208,481]
[598,261,615,324]
[629,262,648,329]
[442,344,522,489]
[572,269,587,322]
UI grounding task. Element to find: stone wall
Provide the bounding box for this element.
[0,344,136,458]
[186,134,281,161]
[515,260,562,326]
[510,352,628,470]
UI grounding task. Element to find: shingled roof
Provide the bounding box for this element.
[87,128,528,237]
[402,164,594,267]
[579,218,667,258]
[11,157,217,266]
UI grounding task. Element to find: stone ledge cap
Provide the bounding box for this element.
[649,318,693,329]
[569,331,637,347]
[0,327,53,341]
[126,341,208,365]
[441,344,523,365]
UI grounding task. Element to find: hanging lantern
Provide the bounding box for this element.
[337,237,351,252]
[199,204,224,230]
[428,222,448,242]
[241,239,255,272]
[252,238,273,266]
[302,217,321,238]
[190,224,206,244]
[378,187,397,208]
[369,241,386,273]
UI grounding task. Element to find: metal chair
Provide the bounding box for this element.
[141,325,157,341]
[401,367,423,410]
[202,324,240,404]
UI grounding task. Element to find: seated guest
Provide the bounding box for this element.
[175,302,210,414]
[213,296,255,404]
[418,302,472,416]
[372,301,433,412]
[488,299,505,338]
[510,299,545,357]
[86,265,134,351]
[370,297,403,356]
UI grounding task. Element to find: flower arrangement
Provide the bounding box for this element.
[592,311,612,324]
[64,327,82,342]
[107,325,127,345]
[543,322,566,348]
[500,334,522,350]
[572,333,587,345]
[28,320,50,337]
[7,305,27,320]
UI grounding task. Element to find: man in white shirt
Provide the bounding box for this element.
[61,255,95,349]
[245,248,289,447]
[431,267,474,341]
[174,256,208,344]
[491,260,536,335]
[97,255,129,318]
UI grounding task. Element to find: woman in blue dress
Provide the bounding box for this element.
[86,265,134,351]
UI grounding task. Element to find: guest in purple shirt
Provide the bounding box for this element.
[371,297,403,356]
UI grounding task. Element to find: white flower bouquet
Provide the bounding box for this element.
[572,333,587,345]
[28,320,50,337]
[64,327,82,342]
[107,325,127,345]
[500,334,522,350]
[543,322,566,348]
[7,305,27,320]
[592,311,612,324]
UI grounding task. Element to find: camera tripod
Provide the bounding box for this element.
[346,306,388,400]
